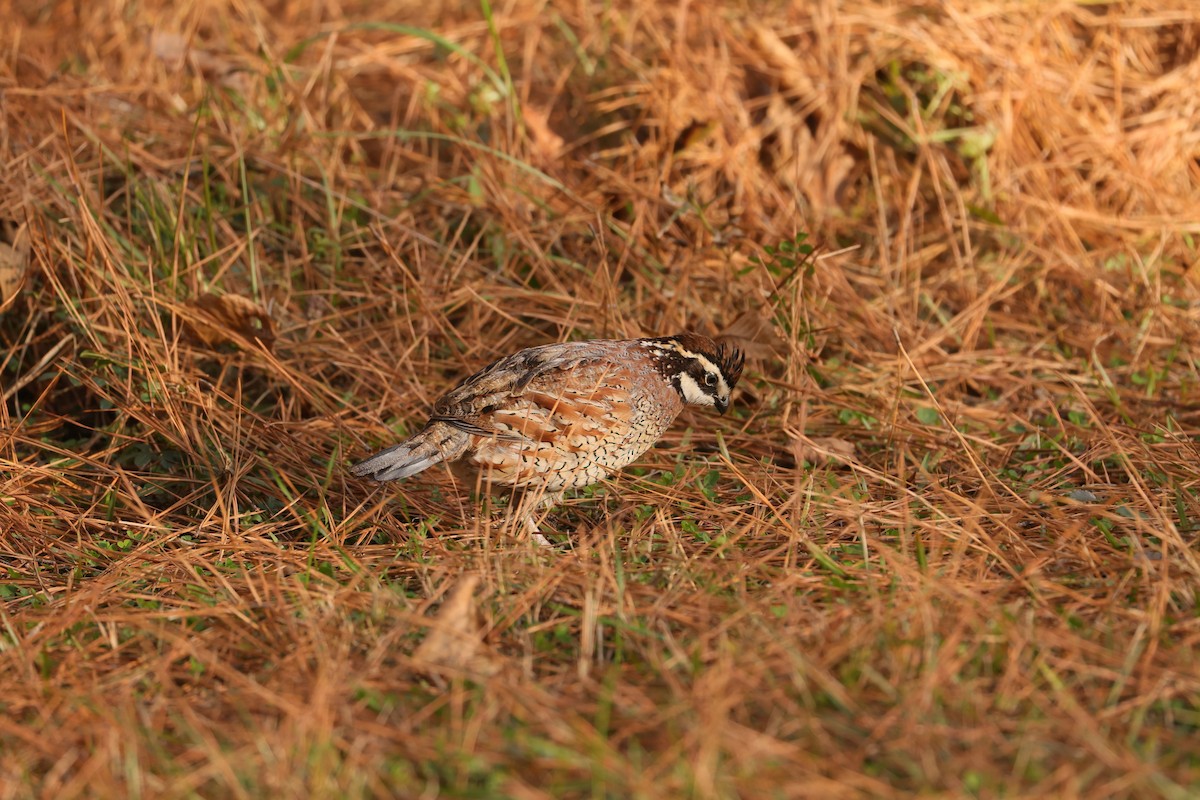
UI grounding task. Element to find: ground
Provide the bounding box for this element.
[1,1,1198,797]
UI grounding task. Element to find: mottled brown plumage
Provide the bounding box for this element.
[350,332,744,543]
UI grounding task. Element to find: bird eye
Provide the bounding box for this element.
[704,372,716,388]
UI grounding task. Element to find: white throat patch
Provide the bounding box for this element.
[676,372,715,407]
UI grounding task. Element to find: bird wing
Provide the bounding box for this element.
[429,340,632,440]
[432,341,608,415]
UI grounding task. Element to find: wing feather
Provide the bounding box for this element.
[432,340,620,419]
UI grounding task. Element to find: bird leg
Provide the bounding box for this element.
[523,515,553,548]
[515,490,564,547]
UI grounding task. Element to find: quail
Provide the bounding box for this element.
[350,332,744,544]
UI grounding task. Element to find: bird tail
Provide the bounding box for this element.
[349,422,469,482]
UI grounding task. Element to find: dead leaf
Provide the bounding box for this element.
[791,435,856,466]
[523,105,565,166]
[150,31,189,67]
[183,293,276,351]
[675,119,718,152]
[412,575,500,680]
[749,26,855,215]
[149,30,244,88]
[0,220,30,314]
[750,26,818,104]
[719,310,789,361]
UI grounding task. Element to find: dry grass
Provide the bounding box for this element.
[2,0,1200,796]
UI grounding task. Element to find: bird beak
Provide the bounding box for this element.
[716,397,729,415]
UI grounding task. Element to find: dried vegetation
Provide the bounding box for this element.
[2,0,1199,797]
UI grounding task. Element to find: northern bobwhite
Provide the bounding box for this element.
[350,332,744,544]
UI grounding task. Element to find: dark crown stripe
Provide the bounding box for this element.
[713,340,745,387]
[643,332,745,388]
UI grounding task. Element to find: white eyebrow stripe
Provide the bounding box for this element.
[668,345,722,379]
